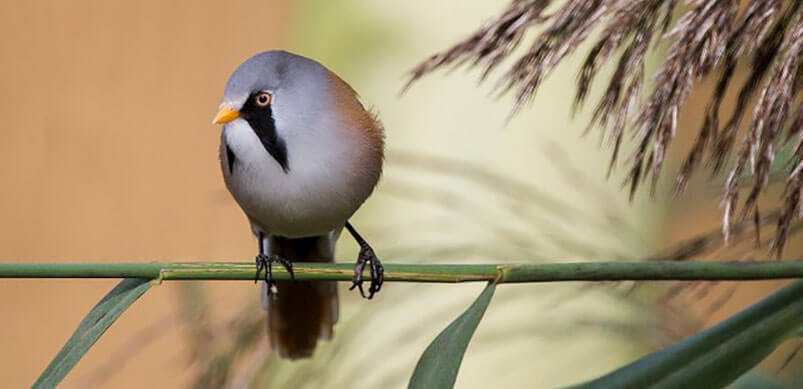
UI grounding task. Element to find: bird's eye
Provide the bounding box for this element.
[255,92,271,107]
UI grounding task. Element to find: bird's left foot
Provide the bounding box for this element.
[255,254,295,297]
[350,243,384,299]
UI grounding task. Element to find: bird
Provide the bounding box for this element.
[212,50,385,359]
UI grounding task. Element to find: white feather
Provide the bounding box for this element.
[221,113,375,238]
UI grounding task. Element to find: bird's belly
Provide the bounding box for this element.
[227,167,361,237]
[221,123,378,238]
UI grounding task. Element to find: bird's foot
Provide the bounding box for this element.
[255,254,295,298]
[350,244,384,299]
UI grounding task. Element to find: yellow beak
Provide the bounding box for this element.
[212,107,241,124]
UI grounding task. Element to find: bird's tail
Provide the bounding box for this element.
[262,232,339,359]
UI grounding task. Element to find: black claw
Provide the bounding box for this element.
[265,255,273,288]
[351,245,384,299]
[370,258,384,296]
[254,255,264,284]
[275,255,295,281]
[349,257,367,297]
[255,254,295,298]
[344,221,384,299]
[349,281,366,298]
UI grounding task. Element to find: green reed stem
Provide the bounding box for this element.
[0,260,801,283]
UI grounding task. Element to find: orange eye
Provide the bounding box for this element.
[256,92,271,107]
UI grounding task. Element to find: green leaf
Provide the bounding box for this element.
[730,373,787,389]
[408,281,496,389]
[33,278,152,388]
[575,280,803,389]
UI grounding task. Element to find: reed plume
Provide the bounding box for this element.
[406,0,803,256]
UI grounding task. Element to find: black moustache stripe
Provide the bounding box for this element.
[240,95,289,173]
[225,143,236,174]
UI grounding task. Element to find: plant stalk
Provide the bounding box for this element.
[0,261,801,283]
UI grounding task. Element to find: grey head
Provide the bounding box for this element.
[219,50,330,112]
[214,51,336,173]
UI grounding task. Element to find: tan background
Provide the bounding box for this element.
[0,1,288,387]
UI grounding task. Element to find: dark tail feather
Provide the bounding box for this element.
[264,234,339,359]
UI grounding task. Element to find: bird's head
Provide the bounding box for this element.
[213,51,342,172]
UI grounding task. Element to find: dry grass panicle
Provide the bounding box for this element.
[406,0,803,256]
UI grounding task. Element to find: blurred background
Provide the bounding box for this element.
[0,0,800,388]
